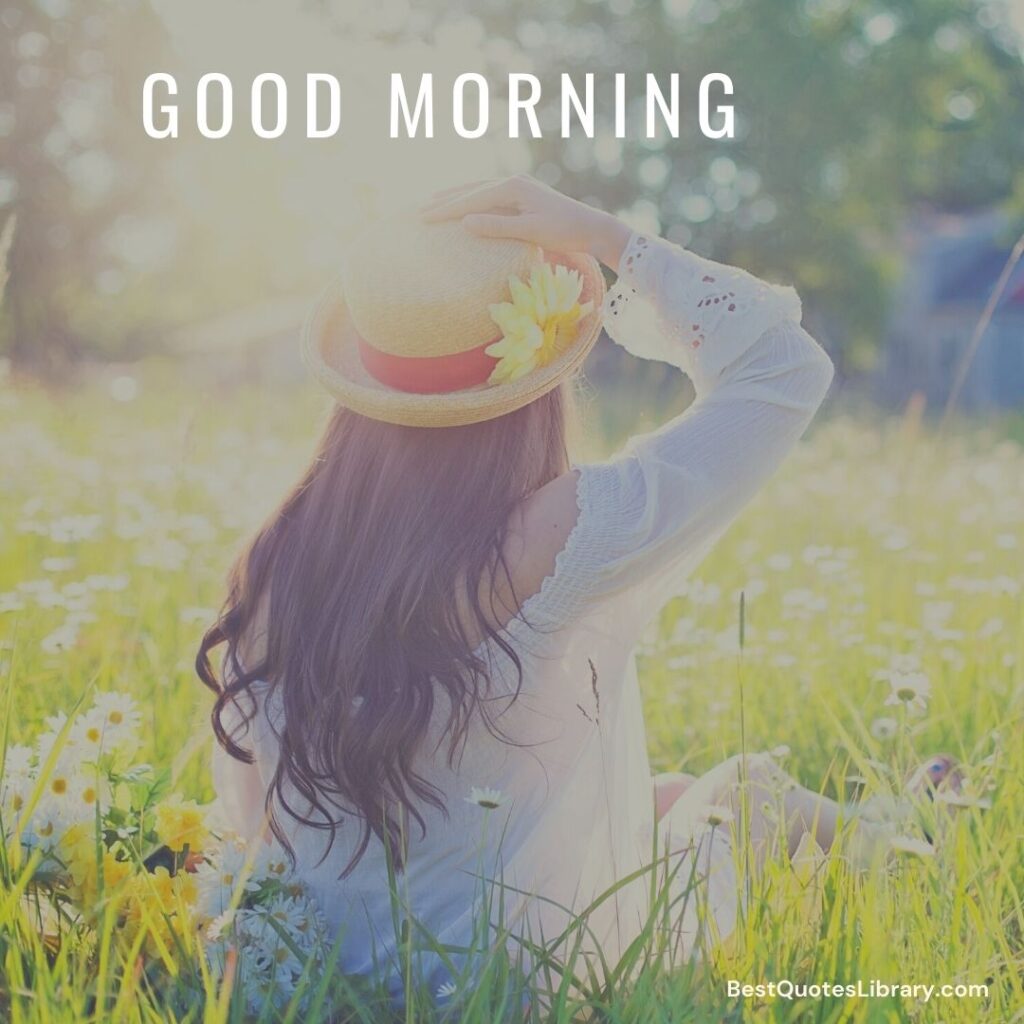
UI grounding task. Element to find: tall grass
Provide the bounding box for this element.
[0,370,1021,1022]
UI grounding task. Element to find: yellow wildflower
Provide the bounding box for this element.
[121,866,198,958]
[154,797,210,854]
[61,824,133,906]
[486,263,592,384]
[77,851,133,907]
[61,822,96,874]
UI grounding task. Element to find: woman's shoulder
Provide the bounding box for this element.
[510,469,582,600]
[462,469,583,642]
[500,458,654,632]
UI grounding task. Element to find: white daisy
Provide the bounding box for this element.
[870,717,899,740]
[196,841,261,918]
[3,743,35,779]
[237,905,305,992]
[40,622,79,654]
[90,692,141,749]
[266,893,308,937]
[700,804,735,828]
[65,774,108,825]
[71,708,109,756]
[253,842,292,882]
[36,713,75,764]
[270,948,303,990]
[84,574,128,592]
[41,557,76,573]
[39,757,79,807]
[466,786,506,811]
[0,590,26,613]
[22,796,67,851]
[35,588,67,610]
[0,771,33,835]
[436,980,458,999]
[208,887,327,1014]
[205,909,236,942]
[883,672,931,714]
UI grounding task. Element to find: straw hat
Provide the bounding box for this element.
[302,216,605,427]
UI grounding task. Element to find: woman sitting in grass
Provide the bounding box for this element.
[198,177,958,997]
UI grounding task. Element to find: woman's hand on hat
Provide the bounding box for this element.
[419,176,632,273]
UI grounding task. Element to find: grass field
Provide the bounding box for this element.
[0,367,1022,1022]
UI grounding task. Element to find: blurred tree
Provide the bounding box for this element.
[2,0,1022,374]
[381,0,1024,370]
[0,0,172,372]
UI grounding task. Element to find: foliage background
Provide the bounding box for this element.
[2,2,1024,1021]
[1,0,1023,378]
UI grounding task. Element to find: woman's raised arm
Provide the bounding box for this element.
[428,179,834,637]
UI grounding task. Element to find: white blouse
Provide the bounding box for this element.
[212,231,835,995]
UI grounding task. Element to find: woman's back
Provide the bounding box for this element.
[215,578,657,993]
[206,181,833,995]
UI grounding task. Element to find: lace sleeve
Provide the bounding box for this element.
[604,232,804,394]
[519,235,833,639]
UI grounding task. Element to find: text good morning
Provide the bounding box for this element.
[142,72,735,141]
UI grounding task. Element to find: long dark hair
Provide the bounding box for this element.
[196,386,571,875]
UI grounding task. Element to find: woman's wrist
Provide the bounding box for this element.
[582,209,632,274]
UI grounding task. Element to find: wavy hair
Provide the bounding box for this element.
[196,386,571,875]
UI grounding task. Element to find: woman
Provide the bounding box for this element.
[199,178,948,994]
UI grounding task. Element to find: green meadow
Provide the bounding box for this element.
[1,369,1021,1023]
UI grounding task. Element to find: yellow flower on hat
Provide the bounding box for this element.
[486,263,593,385]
